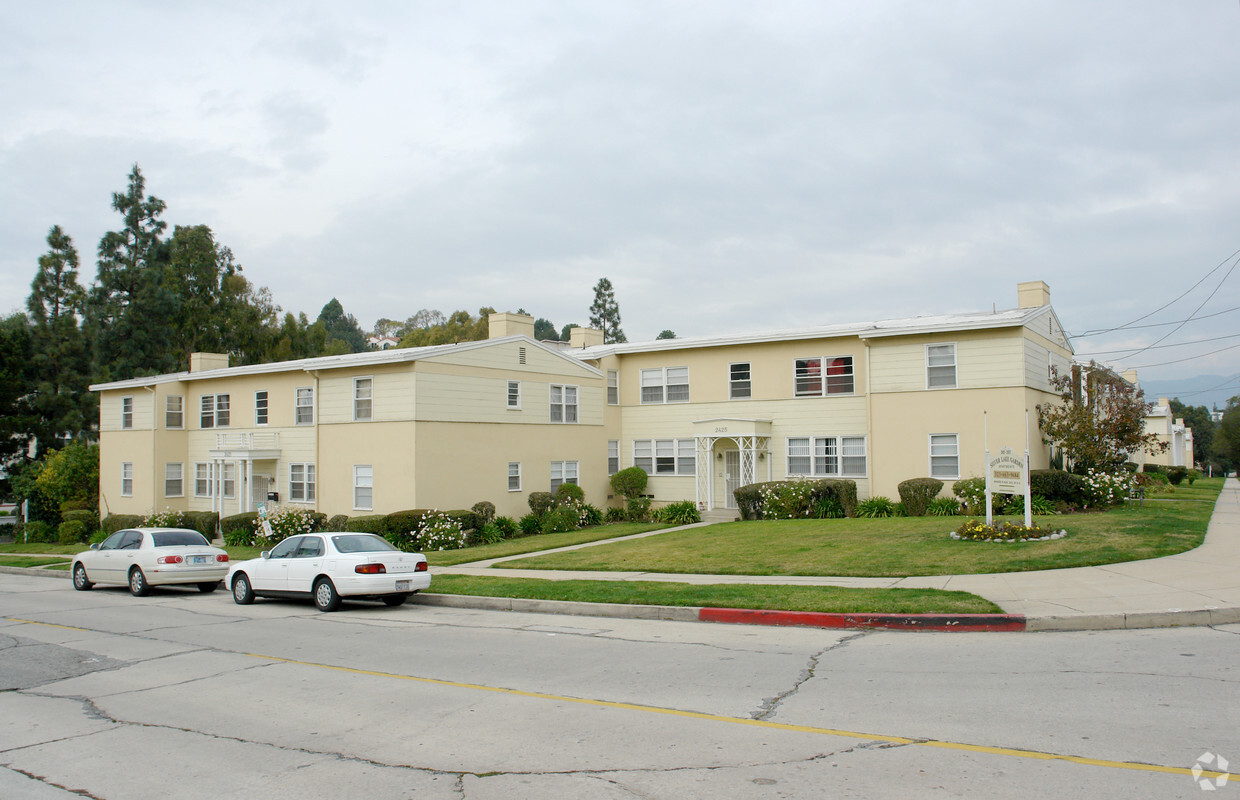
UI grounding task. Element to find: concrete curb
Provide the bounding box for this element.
[0,565,70,579]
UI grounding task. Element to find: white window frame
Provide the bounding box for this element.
[508,462,522,492]
[221,463,236,499]
[165,395,183,429]
[929,433,960,479]
[794,356,854,397]
[608,440,620,476]
[550,460,579,491]
[550,384,578,423]
[295,387,314,425]
[200,394,229,428]
[194,463,211,497]
[632,439,696,476]
[507,380,522,410]
[121,396,133,429]
[926,343,957,390]
[121,462,133,497]
[640,366,689,404]
[255,391,268,426]
[607,370,619,405]
[729,362,752,400]
[785,435,867,478]
[354,377,373,421]
[289,462,316,503]
[353,465,373,510]
[164,463,184,498]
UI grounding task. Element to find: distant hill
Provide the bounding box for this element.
[1138,374,1240,411]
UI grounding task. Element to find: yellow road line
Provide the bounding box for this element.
[248,652,1228,781]
[6,617,88,631]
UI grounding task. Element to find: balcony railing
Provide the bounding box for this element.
[215,432,281,450]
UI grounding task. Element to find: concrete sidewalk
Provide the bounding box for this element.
[436,478,1240,631]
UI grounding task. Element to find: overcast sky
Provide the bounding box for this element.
[3,2,1238,402]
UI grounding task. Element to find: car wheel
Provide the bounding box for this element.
[128,567,150,597]
[198,581,220,593]
[72,563,93,591]
[381,593,410,607]
[313,578,341,612]
[232,573,255,605]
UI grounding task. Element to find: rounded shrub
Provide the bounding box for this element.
[102,514,144,535]
[471,501,496,524]
[527,492,555,518]
[58,519,89,545]
[325,514,350,532]
[554,482,585,505]
[541,505,581,534]
[610,467,647,500]
[23,520,56,543]
[897,478,943,517]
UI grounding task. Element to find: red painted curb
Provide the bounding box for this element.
[698,607,1027,632]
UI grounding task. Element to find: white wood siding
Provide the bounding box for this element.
[99,391,155,432]
[414,372,604,425]
[869,333,1025,393]
[426,340,599,379]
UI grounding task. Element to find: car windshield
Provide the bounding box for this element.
[150,531,209,547]
[331,534,398,553]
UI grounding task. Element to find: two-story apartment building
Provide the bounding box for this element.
[91,281,1073,520]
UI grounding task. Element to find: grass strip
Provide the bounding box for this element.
[0,556,73,568]
[424,523,667,566]
[428,574,1003,614]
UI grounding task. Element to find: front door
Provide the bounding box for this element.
[724,450,741,509]
[252,474,270,507]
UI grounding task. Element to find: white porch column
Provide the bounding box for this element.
[244,459,253,513]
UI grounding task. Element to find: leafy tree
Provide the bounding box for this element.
[0,313,38,467]
[26,226,92,455]
[534,318,559,341]
[1169,398,1215,469]
[1216,397,1240,474]
[656,329,676,340]
[371,318,402,339]
[315,298,368,353]
[588,277,626,343]
[399,307,494,348]
[559,323,579,342]
[1036,362,1168,473]
[34,441,98,511]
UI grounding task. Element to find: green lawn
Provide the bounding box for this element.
[424,522,667,566]
[428,575,1003,614]
[496,478,1224,578]
[0,556,72,568]
[0,543,84,555]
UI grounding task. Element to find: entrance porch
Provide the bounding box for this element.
[692,418,772,512]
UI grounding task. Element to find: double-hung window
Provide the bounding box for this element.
[607,370,619,405]
[354,465,373,510]
[354,378,373,421]
[550,385,578,423]
[608,441,620,475]
[195,463,211,497]
[507,380,521,410]
[121,463,133,496]
[633,439,695,476]
[165,396,183,429]
[164,463,183,497]
[927,344,957,389]
[794,357,854,396]
[786,436,867,477]
[929,434,960,479]
[201,394,229,428]
[255,391,268,425]
[295,387,314,425]
[121,397,133,429]
[729,363,751,399]
[289,463,316,502]
[550,461,578,491]
[508,462,522,492]
[640,367,689,404]
[221,463,236,498]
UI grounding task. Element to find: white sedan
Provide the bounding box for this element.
[226,532,431,612]
[72,528,230,596]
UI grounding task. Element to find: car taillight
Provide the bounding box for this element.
[216,554,229,562]
[415,561,428,572]
[157,555,183,564]
[355,563,386,574]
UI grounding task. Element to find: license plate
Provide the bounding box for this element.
[190,556,209,565]
[395,580,411,590]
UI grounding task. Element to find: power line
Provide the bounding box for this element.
[1122,341,1240,370]
[1071,304,1240,337]
[1107,254,1240,360]
[1077,331,1240,357]
[1169,374,1240,401]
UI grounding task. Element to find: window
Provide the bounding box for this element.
[195,463,211,497]
[295,387,314,425]
[354,465,373,510]
[930,434,960,479]
[640,366,689,404]
[607,370,619,405]
[507,380,521,410]
[608,440,619,475]
[121,397,133,429]
[201,394,230,428]
[794,357,854,396]
[786,436,867,477]
[221,463,236,498]
[550,460,578,491]
[164,463,183,497]
[121,463,133,496]
[927,344,957,389]
[354,378,372,421]
[290,463,316,502]
[165,396,183,429]
[729,362,751,399]
[255,391,268,426]
[633,439,696,476]
[550,384,578,423]
[508,462,521,492]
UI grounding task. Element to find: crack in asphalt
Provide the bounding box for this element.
[1,764,104,798]
[751,632,871,721]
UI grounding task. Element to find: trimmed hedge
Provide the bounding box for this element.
[221,512,259,539]
[325,514,350,532]
[734,479,858,520]
[346,515,388,535]
[444,509,481,532]
[102,514,144,535]
[1029,469,1090,508]
[23,520,56,544]
[62,509,99,529]
[58,519,90,545]
[897,478,943,517]
[181,511,220,540]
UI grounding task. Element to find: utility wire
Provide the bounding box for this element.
[1121,341,1240,370]
[1072,304,1240,337]
[1108,254,1240,361]
[1077,331,1240,357]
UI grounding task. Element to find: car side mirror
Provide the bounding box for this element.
[260,551,270,559]
[89,543,99,551]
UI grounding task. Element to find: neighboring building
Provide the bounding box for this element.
[1139,396,1195,469]
[367,335,400,350]
[91,282,1073,520]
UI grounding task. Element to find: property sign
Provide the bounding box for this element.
[988,447,1026,494]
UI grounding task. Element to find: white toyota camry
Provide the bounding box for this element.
[226,532,431,612]
[72,528,230,596]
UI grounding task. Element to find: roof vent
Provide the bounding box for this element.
[519,346,527,365]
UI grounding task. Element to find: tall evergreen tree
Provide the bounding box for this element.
[533,317,559,341]
[588,277,626,344]
[316,298,369,353]
[0,314,38,467]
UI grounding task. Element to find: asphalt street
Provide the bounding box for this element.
[1,572,1237,799]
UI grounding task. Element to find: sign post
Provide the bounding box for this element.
[1023,409,1032,528]
[256,502,274,540]
[984,412,992,526]
[987,447,1026,521]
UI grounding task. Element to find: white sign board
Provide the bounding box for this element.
[988,447,1026,495]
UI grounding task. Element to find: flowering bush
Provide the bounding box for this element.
[952,519,1065,542]
[255,506,317,547]
[758,481,817,519]
[1080,469,1134,507]
[143,509,188,528]
[417,510,467,551]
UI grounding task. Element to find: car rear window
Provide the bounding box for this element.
[331,534,398,553]
[151,531,210,547]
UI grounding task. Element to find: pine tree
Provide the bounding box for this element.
[316,298,369,353]
[588,277,627,344]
